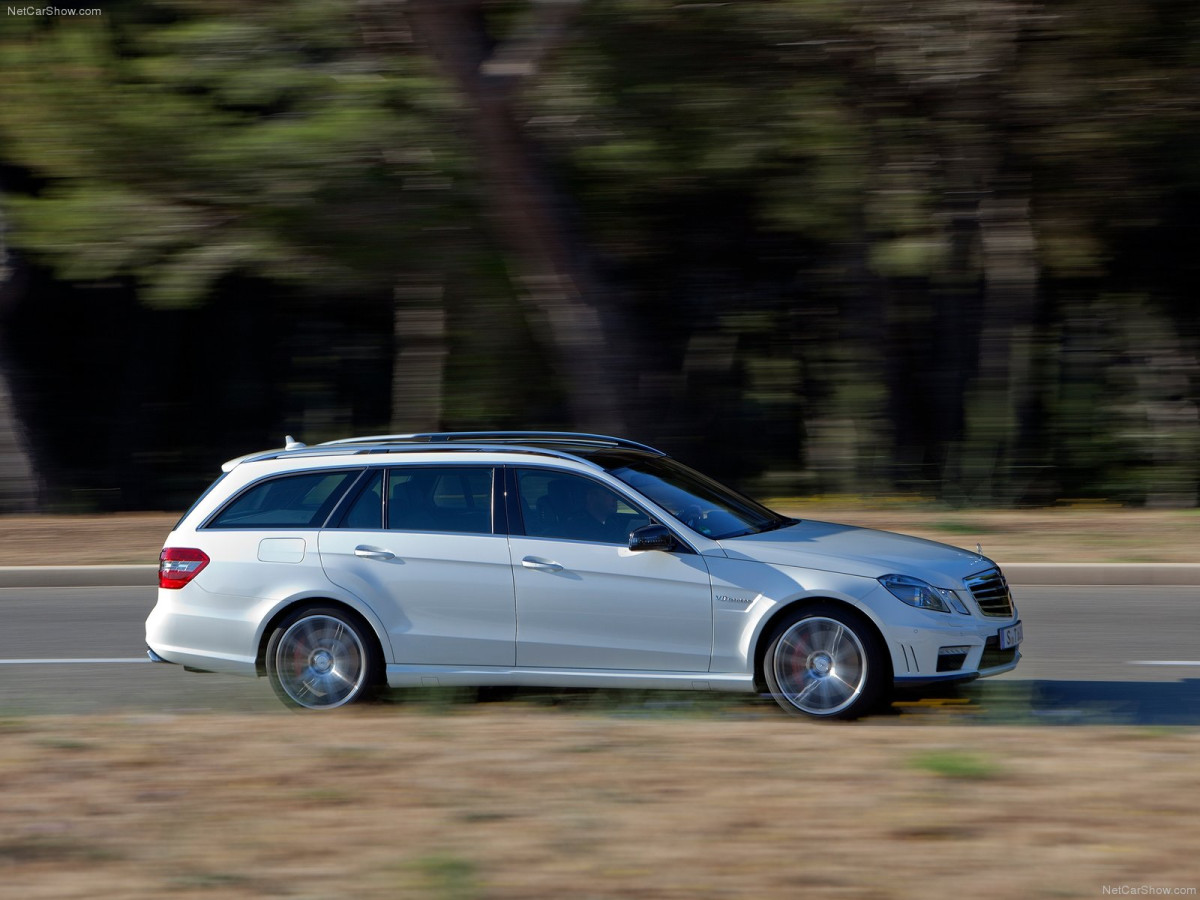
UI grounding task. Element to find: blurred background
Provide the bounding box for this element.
[0,0,1197,513]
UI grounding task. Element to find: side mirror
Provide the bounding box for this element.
[628,524,675,552]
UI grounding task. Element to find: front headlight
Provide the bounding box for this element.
[879,574,970,615]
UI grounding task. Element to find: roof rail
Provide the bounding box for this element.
[318,431,664,455]
[221,431,664,472]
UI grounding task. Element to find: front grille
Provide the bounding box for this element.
[965,567,1015,618]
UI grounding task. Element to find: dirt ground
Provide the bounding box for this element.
[0,503,1196,565]
[0,708,1197,899]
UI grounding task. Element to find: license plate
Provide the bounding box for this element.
[998,621,1023,649]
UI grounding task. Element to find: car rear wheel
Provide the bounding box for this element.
[265,606,381,710]
[764,604,884,720]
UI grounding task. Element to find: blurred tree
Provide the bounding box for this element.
[526,0,1200,502]
[0,0,469,450]
[1,0,1197,506]
[0,185,39,510]
[27,2,477,292]
[1030,0,1200,504]
[404,0,631,435]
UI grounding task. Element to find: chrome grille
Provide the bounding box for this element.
[965,567,1014,618]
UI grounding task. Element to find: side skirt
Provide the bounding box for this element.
[385,665,755,693]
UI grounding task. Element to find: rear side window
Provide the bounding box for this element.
[329,466,495,534]
[388,467,493,534]
[207,470,362,529]
[337,470,384,529]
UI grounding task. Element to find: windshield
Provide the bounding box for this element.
[606,456,793,540]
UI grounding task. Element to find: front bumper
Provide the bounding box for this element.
[893,649,1021,688]
[889,615,1022,686]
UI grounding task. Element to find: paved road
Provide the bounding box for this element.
[0,586,277,715]
[982,583,1200,725]
[1,583,1198,721]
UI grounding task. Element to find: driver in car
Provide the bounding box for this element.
[565,483,630,544]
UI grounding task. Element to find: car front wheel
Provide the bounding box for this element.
[763,604,885,720]
[265,606,381,710]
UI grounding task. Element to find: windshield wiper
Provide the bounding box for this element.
[713,517,796,540]
[756,516,798,534]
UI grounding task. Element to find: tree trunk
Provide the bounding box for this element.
[917,4,1041,504]
[404,0,628,435]
[391,277,448,433]
[0,230,39,510]
[977,191,1042,503]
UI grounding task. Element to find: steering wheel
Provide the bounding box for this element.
[678,504,710,531]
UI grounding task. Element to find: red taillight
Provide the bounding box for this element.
[159,548,210,589]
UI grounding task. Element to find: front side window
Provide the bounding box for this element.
[516,469,651,545]
[604,456,791,539]
[208,469,362,529]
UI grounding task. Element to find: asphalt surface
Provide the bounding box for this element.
[0,585,278,715]
[1,578,1198,722]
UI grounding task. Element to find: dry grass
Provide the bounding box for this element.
[779,501,1200,563]
[0,513,178,566]
[0,504,1198,565]
[1,708,1197,899]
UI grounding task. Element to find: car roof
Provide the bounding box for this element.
[221,432,666,473]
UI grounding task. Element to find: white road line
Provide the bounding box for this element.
[0,658,150,664]
[1128,660,1200,667]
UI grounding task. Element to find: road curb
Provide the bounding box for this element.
[1002,563,1200,586]
[0,566,157,588]
[0,563,1198,589]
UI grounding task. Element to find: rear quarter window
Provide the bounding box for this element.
[206,469,362,529]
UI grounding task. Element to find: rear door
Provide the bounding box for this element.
[319,465,516,666]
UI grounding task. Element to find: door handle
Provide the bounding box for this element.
[521,556,563,572]
[354,546,396,561]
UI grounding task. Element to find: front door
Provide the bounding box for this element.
[509,468,713,671]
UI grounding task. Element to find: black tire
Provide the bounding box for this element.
[265,605,382,710]
[763,604,886,720]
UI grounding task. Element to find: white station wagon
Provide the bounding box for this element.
[145,432,1022,718]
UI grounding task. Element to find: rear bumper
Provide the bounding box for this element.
[145,585,265,677]
[146,646,173,664]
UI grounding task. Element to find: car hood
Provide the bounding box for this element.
[714,519,994,586]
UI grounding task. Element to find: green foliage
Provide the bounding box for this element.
[532,0,1200,502]
[0,0,466,307]
[909,750,1001,781]
[406,854,482,900]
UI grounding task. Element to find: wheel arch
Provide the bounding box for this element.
[751,596,894,693]
[255,597,388,678]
